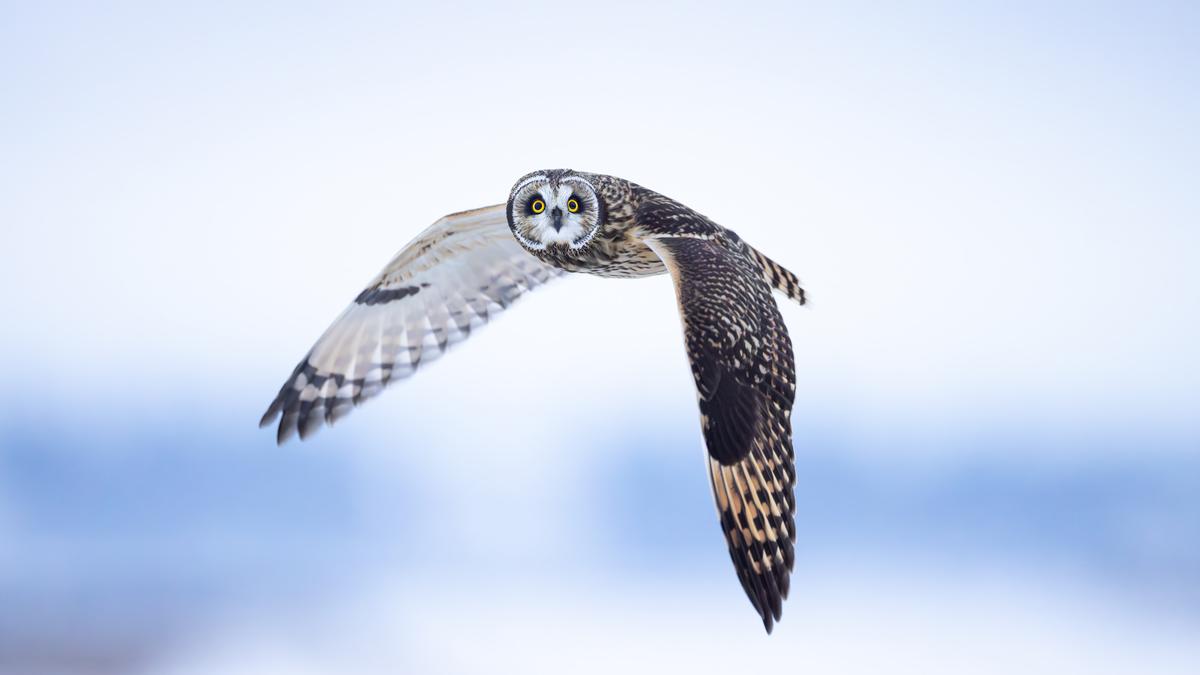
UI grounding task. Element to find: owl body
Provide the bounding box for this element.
[262,168,808,633]
[539,225,666,278]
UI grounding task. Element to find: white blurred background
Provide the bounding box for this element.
[1,2,1197,673]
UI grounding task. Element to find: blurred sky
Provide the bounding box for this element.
[1,2,1198,674]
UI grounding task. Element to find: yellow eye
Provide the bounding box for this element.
[530,199,545,214]
[567,198,581,213]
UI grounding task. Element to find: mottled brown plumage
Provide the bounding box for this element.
[644,233,796,633]
[261,169,806,632]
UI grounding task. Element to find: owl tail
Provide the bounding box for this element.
[747,246,807,306]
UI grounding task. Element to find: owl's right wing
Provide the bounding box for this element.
[260,204,563,443]
[642,233,797,634]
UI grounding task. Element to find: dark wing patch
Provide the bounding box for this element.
[694,352,763,465]
[354,284,423,305]
[260,205,563,443]
[644,233,797,634]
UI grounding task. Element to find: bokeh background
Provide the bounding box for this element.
[2,2,1198,673]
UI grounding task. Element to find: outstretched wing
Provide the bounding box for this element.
[260,204,562,443]
[644,233,797,634]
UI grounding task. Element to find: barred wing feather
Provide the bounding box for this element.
[260,205,562,443]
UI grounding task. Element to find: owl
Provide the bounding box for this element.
[261,170,807,632]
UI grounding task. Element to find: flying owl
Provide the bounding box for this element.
[261,170,807,632]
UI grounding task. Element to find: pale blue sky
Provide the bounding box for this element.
[2,2,1197,445]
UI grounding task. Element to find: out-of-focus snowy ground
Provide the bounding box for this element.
[142,570,1200,675]
[1,400,1196,674]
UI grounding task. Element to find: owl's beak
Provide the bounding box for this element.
[551,207,563,231]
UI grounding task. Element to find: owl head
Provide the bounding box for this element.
[506,170,606,252]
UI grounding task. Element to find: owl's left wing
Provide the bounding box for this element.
[260,204,562,443]
[642,233,797,634]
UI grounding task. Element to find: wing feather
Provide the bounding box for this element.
[644,233,797,634]
[261,204,563,443]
